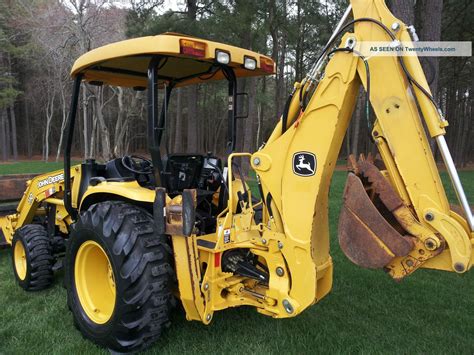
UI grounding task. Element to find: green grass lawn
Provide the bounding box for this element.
[0,164,473,354]
[0,161,81,175]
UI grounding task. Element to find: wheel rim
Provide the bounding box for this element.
[14,241,27,280]
[75,240,116,324]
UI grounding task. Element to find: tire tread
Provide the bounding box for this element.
[68,201,175,352]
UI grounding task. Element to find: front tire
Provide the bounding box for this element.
[65,201,175,352]
[11,224,54,291]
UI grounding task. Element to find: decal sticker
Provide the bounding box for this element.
[292,152,316,177]
[27,193,34,205]
[224,229,231,244]
[44,187,56,198]
[37,173,64,188]
[214,252,221,267]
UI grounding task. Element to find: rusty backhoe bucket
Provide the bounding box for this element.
[338,173,414,268]
[338,156,415,270]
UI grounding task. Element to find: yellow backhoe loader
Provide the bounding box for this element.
[1,0,473,352]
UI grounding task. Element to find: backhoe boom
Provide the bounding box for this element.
[251,0,472,299]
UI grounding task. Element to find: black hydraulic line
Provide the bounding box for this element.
[281,90,294,135]
[265,193,274,220]
[256,174,265,203]
[63,74,83,220]
[302,17,441,116]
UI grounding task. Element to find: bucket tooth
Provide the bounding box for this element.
[357,160,404,213]
[366,152,374,164]
[347,154,359,173]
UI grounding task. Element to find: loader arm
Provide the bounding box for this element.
[251,0,473,290]
[0,167,83,244]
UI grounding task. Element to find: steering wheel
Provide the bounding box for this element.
[121,155,153,175]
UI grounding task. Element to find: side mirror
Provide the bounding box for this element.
[235,92,249,119]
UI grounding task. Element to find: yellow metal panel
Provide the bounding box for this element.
[171,235,206,322]
[252,45,359,308]
[79,181,155,210]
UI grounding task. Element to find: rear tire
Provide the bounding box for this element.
[11,224,54,291]
[65,201,175,352]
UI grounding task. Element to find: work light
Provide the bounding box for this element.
[216,50,230,64]
[244,56,257,70]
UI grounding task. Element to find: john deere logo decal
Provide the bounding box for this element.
[37,173,64,188]
[293,152,316,177]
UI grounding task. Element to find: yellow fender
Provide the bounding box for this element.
[79,181,156,211]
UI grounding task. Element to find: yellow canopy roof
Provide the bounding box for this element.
[70,33,276,88]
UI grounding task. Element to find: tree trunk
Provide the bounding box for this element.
[56,88,68,162]
[24,98,32,158]
[44,95,54,162]
[5,108,11,159]
[389,0,415,24]
[9,105,18,160]
[269,0,280,120]
[90,112,98,159]
[186,86,199,153]
[256,103,262,149]
[351,89,365,156]
[416,0,443,97]
[0,109,7,161]
[95,87,111,160]
[416,0,444,158]
[174,87,183,153]
[6,54,18,161]
[114,87,126,157]
[294,0,303,81]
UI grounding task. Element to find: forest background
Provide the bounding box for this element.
[0,0,471,167]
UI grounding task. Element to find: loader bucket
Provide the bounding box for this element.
[338,172,414,269]
[0,174,37,201]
